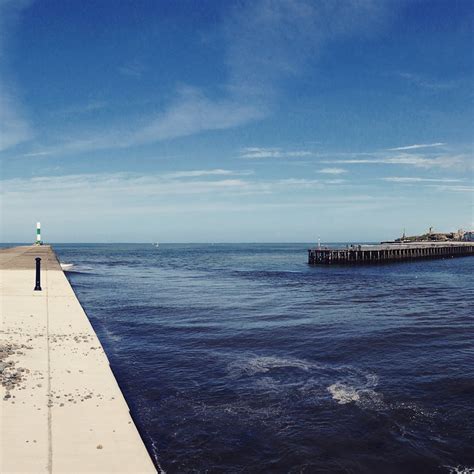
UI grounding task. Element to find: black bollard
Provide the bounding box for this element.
[34,257,42,291]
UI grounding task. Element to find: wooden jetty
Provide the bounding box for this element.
[308,242,474,265]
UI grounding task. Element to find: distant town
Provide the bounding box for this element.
[309,227,474,265]
[394,227,474,243]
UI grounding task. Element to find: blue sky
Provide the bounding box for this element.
[1,0,473,242]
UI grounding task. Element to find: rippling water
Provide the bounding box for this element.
[50,243,473,473]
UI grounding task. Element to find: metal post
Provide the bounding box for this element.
[34,257,42,291]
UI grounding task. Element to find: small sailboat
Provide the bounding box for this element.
[153,242,159,248]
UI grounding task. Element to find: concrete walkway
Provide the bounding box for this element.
[1,246,157,473]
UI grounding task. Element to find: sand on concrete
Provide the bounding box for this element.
[0,246,157,473]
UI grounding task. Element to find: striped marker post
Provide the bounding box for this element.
[36,222,41,245]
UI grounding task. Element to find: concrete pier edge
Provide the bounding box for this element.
[1,245,157,473]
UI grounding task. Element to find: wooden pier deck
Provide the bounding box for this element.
[308,242,474,265]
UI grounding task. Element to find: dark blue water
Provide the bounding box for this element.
[52,244,473,473]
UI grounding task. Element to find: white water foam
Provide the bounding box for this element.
[60,262,93,273]
[228,354,384,409]
[327,382,361,404]
[327,371,384,408]
[446,466,474,474]
[327,382,384,408]
[60,262,75,271]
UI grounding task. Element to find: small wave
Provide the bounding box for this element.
[60,262,75,271]
[392,401,437,420]
[149,438,167,474]
[102,327,123,343]
[194,398,283,424]
[60,262,94,273]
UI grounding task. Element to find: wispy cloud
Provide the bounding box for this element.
[163,169,253,179]
[3,169,467,241]
[381,177,462,183]
[326,153,469,169]
[240,147,312,159]
[21,151,52,157]
[0,1,33,152]
[275,178,321,187]
[397,72,458,91]
[277,177,346,186]
[1,170,350,206]
[317,167,347,175]
[387,142,445,151]
[130,87,265,145]
[225,0,389,98]
[19,1,390,155]
[0,89,32,152]
[2,173,256,199]
[0,171,379,231]
[429,184,474,194]
[43,87,266,154]
[52,100,108,117]
[118,61,145,79]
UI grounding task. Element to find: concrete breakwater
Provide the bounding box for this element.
[308,242,474,265]
[0,246,156,473]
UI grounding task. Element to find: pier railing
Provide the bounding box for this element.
[308,242,474,265]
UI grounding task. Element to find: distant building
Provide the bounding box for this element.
[462,231,474,242]
[394,227,473,243]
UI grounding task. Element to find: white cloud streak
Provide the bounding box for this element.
[325,153,469,169]
[381,177,462,183]
[40,87,266,155]
[240,147,312,159]
[317,167,347,175]
[163,169,253,179]
[429,185,474,194]
[22,151,51,157]
[387,142,445,151]
[130,88,265,145]
[1,174,258,201]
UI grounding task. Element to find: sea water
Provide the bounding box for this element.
[49,244,474,473]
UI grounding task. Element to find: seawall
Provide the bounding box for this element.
[0,246,156,473]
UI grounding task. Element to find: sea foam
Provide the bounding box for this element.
[327,382,361,404]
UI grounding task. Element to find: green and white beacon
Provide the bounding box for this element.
[35,222,43,245]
